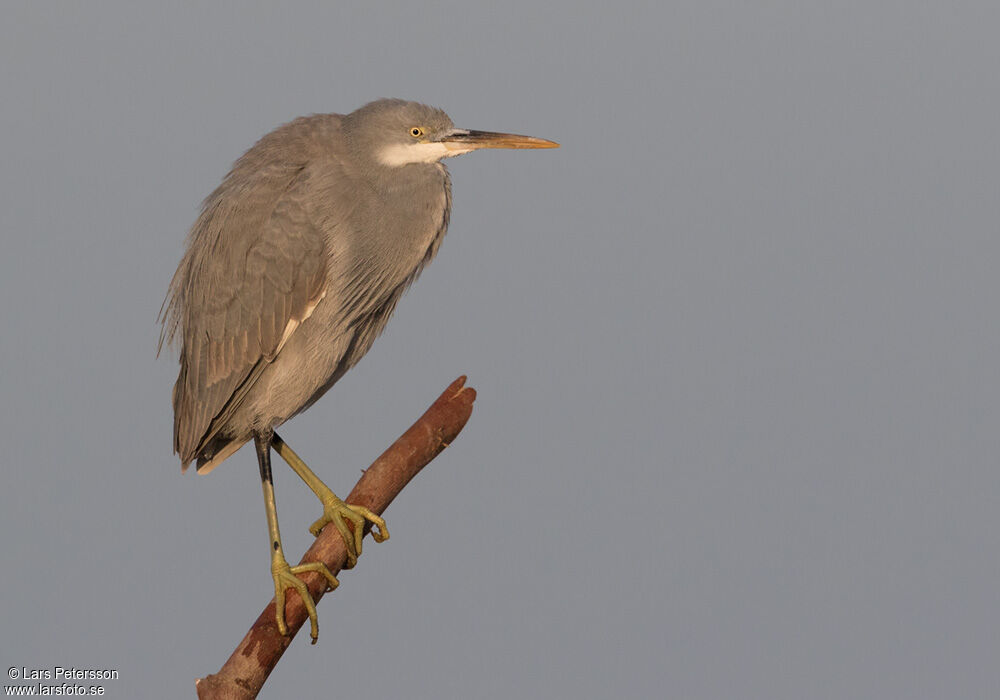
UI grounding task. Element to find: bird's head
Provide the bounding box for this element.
[344,98,558,168]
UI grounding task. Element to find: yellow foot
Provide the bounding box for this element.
[272,557,339,644]
[308,494,389,569]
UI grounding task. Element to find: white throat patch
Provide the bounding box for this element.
[377,140,474,167]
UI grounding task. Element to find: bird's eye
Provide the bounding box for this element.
[410,127,424,138]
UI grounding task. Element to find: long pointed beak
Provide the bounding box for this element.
[440,129,560,152]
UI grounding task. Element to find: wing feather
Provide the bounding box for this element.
[161,124,330,467]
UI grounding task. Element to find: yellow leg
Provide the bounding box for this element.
[272,433,388,569]
[255,432,339,643]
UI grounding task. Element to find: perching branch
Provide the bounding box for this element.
[195,376,477,700]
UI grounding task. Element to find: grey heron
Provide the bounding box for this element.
[160,98,558,642]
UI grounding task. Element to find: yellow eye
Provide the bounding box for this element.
[410,127,425,138]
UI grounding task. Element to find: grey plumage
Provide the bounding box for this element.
[162,101,455,472]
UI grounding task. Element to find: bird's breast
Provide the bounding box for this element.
[313,167,451,328]
[358,173,450,285]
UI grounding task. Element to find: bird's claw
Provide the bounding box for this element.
[271,558,339,643]
[309,498,389,569]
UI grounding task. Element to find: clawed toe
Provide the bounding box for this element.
[272,558,340,643]
[310,498,389,568]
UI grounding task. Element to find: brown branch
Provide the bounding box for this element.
[195,376,477,699]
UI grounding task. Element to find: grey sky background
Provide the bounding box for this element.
[2,2,999,698]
